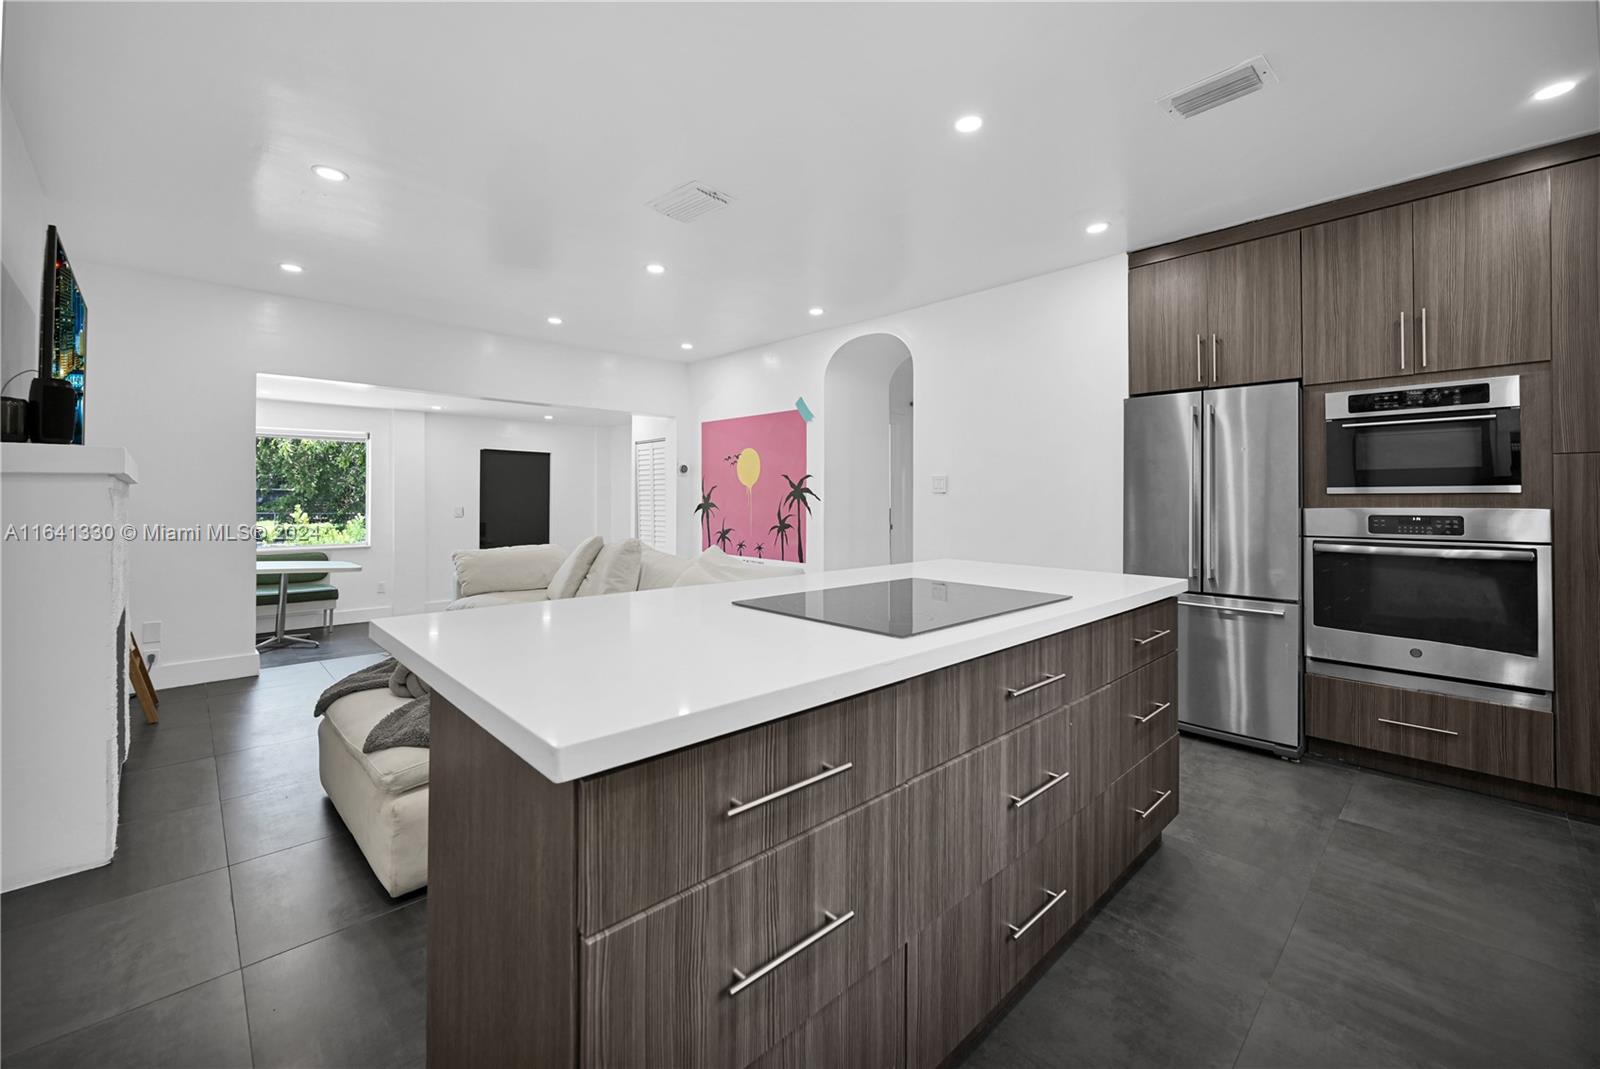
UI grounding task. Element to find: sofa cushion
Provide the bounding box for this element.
[255,582,340,606]
[672,547,805,587]
[577,539,644,597]
[452,543,567,597]
[547,535,604,600]
[321,689,431,794]
[446,588,550,611]
[637,546,693,590]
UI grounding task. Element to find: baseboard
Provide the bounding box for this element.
[148,649,261,689]
[254,603,393,632]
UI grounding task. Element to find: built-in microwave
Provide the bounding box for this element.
[1324,375,1521,495]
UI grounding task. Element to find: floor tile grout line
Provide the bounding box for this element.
[226,828,340,870]
[237,894,419,972]
[0,858,234,936]
[213,698,259,1069]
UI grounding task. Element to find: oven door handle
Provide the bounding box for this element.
[1339,414,1497,429]
[1311,542,1536,562]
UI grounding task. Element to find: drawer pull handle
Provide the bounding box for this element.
[728,909,855,996]
[1131,701,1171,724]
[728,762,852,817]
[1009,770,1069,808]
[1132,789,1173,819]
[1132,629,1172,647]
[1007,888,1068,940]
[1007,672,1066,698]
[1377,717,1459,737]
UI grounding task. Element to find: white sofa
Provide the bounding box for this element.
[319,539,801,896]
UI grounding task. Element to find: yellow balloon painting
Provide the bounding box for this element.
[736,447,760,529]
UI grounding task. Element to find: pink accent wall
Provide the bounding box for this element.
[698,409,810,561]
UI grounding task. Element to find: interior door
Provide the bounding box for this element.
[479,448,551,548]
[1413,171,1551,374]
[1203,382,1301,602]
[1206,232,1302,387]
[1123,391,1201,591]
[1128,254,1208,395]
[1301,203,1415,385]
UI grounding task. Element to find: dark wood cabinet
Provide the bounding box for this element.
[1129,253,1208,395]
[1555,453,1600,795]
[1552,159,1600,454]
[1412,171,1552,374]
[1301,203,1414,385]
[750,950,905,1069]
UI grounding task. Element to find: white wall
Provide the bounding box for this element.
[687,255,1129,572]
[823,333,912,570]
[2,94,50,392]
[81,263,689,685]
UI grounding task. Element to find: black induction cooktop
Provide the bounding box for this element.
[732,578,1071,638]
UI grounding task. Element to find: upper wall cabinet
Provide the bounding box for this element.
[1302,203,1415,384]
[1127,232,1301,395]
[1552,158,1600,454]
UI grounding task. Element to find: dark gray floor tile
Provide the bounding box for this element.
[960,910,1265,1069]
[2,803,227,931]
[153,682,210,707]
[119,756,220,821]
[132,693,211,726]
[4,971,252,1069]
[317,652,389,680]
[222,785,341,865]
[210,704,321,756]
[1313,817,1600,981]
[1570,819,1600,911]
[207,661,336,697]
[1339,773,1582,879]
[1235,986,1446,1069]
[1268,889,1600,1068]
[243,899,426,1069]
[1103,833,1306,981]
[215,736,321,801]
[230,832,403,965]
[0,869,239,1056]
[123,719,215,772]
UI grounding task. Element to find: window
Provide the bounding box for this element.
[633,437,668,551]
[255,430,370,547]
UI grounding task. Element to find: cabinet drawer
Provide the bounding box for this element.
[1070,653,1178,806]
[992,817,1079,992]
[579,682,902,930]
[1306,672,1554,786]
[1119,598,1179,676]
[581,795,904,1069]
[747,949,904,1069]
[1076,737,1179,911]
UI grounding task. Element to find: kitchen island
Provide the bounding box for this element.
[372,560,1186,1069]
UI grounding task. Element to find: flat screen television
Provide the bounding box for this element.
[38,225,87,444]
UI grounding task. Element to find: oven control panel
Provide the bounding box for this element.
[1367,514,1465,536]
[1346,382,1491,413]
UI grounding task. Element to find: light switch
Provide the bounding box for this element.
[453,506,465,518]
[932,475,949,494]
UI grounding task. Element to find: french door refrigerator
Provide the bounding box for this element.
[1124,381,1302,755]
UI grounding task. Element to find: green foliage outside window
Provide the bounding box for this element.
[255,435,370,546]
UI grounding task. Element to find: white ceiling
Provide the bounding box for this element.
[255,374,633,427]
[6,3,1598,362]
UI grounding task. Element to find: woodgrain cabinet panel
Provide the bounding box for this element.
[991,818,1079,992]
[1413,171,1552,374]
[1071,653,1178,806]
[905,879,999,1069]
[1208,230,1302,386]
[580,796,905,1069]
[1075,737,1179,911]
[1301,203,1415,385]
[747,949,905,1069]
[1555,453,1600,795]
[1129,253,1208,395]
[1552,159,1600,454]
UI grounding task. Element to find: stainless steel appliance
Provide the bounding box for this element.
[1303,507,1552,697]
[1124,381,1302,755]
[1324,375,1522,495]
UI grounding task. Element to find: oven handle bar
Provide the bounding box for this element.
[1339,414,1497,429]
[1311,543,1535,562]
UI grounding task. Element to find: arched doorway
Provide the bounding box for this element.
[823,333,913,569]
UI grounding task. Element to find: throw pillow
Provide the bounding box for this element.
[451,543,568,596]
[546,536,604,600]
[577,539,644,597]
[637,545,694,590]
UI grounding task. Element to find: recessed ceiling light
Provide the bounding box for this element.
[278,263,303,274]
[680,342,694,351]
[808,307,824,317]
[954,114,984,134]
[430,404,442,411]
[1533,79,1577,101]
[543,414,554,420]
[645,263,666,275]
[311,164,349,182]
[1085,221,1110,235]
[547,316,563,325]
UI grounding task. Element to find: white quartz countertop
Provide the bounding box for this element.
[370,560,1186,783]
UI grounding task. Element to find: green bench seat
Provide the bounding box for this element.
[255,582,341,606]
[257,550,340,632]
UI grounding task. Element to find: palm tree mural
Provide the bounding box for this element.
[754,543,765,558]
[769,506,794,562]
[694,483,719,550]
[780,474,820,564]
[715,526,734,552]
[736,540,746,556]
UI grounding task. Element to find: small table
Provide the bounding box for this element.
[256,558,362,651]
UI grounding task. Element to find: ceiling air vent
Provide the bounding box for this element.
[646,181,735,223]
[1159,55,1278,119]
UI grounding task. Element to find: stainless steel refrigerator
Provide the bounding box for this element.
[1123,381,1302,754]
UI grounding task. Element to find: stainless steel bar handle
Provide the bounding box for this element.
[1177,598,1286,618]
[1007,888,1067,940]
[1421,307,1428,368]
[1342,414,1496,429]
[1400,310,1407,370]
[1132,628,1172,646]
[1131,701,1171,724]
[1378,716,1458,737]
[1196,334,1203,383]
[1210,333,1218,382]
[1009,770,1069,808]
[728,909,855,996]
[1132,789,1173,819]
[1007,672,1067,699]
[728,762,852,817]
[1312,542,1535,562]
[1189,407,1200,581]
[1207,405,1218,583]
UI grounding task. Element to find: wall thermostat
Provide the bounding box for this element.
[678,464,689,475]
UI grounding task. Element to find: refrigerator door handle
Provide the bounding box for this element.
[1189,406,1200,581]
[1206,404,1218,584]
[1178,597,1287,618]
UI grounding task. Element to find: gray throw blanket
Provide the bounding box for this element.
[314,657,432,753]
